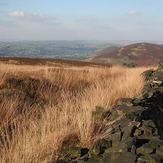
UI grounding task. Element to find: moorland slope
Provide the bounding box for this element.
[95,46,119,55]
[0,57,148,162]
[90,42,163,67]
[0,57,107,67]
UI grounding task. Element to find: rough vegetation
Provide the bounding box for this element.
[56,61,163,163]
[0,57,106,67]
[0,58,148,162]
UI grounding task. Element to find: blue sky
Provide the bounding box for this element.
[0,0,163,40]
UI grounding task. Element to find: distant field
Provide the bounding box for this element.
[0,40,118,60]
[0,57,149,162]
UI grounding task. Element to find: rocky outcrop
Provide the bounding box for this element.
[56,61,163,163]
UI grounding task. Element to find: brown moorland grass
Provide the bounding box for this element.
[0,57,107,67]
[0,60,150,162]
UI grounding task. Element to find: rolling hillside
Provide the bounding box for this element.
[96,46,119,55]
[90,42,163,66]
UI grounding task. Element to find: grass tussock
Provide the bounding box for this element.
[0,62,149,162]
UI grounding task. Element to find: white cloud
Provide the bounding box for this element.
[128,10,140,15]
[7,11,49,22]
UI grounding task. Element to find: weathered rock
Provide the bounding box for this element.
[117,98,133,106]
[116,105,144,115]
[131,145,136,154]
[56,147,86,163]
[132,98,141,104]
[111,119,132,131]
[138,153,163,163]
[136,143,156,154]
[142,69,154,81]
[149,139,163,147]
[156,145,163,155]
[150,154,163,162]
[77,160,102,163]
[135,120,159,140]
[154,71,163,82]
[88,154,103,162]
[109,132,122,147]
[115,105,145,121]
[102,152,121,163]
[102,152,137,163]
[105,137,137,154]
[121,121,141,141]
[143,119,157,128]
[134,92,147,100]
[134,129,143,137]
[137,155,156,163]
[89,139,111,157]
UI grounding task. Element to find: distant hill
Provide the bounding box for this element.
[90,42,163,66]
[96,46,119,55]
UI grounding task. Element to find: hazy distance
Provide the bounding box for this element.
[0,0,163,41]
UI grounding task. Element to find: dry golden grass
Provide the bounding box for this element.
[0,62,149,162]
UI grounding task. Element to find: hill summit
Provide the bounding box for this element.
[90,42,163,66]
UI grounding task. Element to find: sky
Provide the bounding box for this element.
[0,0,163,41]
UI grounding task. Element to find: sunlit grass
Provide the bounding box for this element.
[0,62,149,162]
